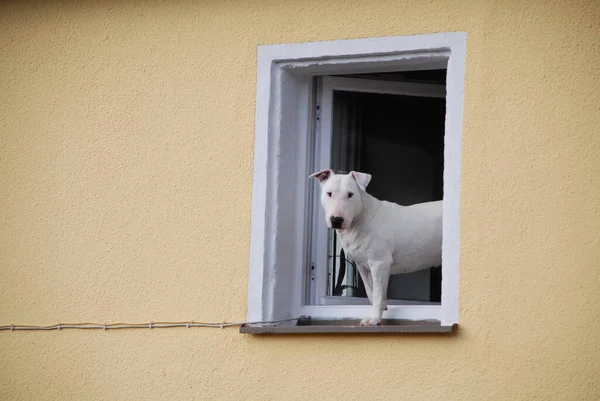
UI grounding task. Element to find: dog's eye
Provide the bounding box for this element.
[348,192,354,198]
[326,192,332,197]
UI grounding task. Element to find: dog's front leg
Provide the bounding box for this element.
[355,263,373,303]
[360,260,391,326]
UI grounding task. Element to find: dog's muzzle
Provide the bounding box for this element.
[330,216,344,229]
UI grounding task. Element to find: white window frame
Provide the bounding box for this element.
[247,33,466,326]
[313,76,447,307]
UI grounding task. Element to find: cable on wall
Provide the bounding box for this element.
[0,316,309,332]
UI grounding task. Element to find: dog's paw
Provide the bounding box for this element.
[359,317,382,326]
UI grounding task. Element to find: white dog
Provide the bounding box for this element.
[310,169,442,326]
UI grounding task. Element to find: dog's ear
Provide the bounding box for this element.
[350,171,372,191]
[309,169,334,184]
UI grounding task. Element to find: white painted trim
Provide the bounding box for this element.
[247,32,466,324]
[440,33,466,326]
[320,296,439,306]
[300,305,441,321]
[321,76,446,98]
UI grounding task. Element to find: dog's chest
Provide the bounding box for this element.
[336,230,371,266]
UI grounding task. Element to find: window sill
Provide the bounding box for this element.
[240,317,456,334]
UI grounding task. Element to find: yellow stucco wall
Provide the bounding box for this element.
[1,1,599,400]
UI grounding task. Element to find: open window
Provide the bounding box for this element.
[311,74,446,310]
[245,33,465,333]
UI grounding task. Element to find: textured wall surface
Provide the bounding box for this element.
[1,1,599,400]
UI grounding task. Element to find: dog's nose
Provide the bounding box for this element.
[330,216,344,229]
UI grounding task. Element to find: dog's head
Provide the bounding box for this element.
[309,169,372,230]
